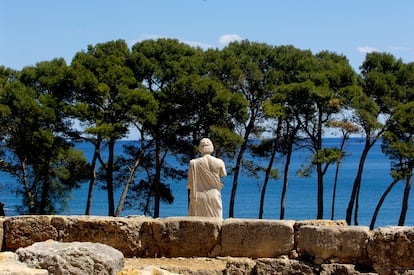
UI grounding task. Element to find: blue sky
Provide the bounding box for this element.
[1,0,413,72]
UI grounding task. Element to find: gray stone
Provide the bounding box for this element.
[16,240,124,275]
[0,252,48,275]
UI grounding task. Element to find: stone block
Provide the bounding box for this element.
[293,220,348,248]
[298,225,370,264]
[367,226,414,274]
[51,215,155,257]
[221,219,295,258]
[152,216,222,257]
[16,240,123,275]
[3,216,58,250]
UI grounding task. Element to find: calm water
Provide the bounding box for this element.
[1,138,412,228]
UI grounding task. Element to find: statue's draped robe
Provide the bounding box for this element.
[187,154,226,218]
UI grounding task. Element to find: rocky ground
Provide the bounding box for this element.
[0,253,387,274]
[121,257,228,274]
[0,253,229,275]
[119,257,382,275]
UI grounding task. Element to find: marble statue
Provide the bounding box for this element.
[187,138,227,218]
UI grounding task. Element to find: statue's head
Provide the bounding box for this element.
[199,138,214,155]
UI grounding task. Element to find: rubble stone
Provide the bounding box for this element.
[0,252,48,275]
[224,257,256,274]
[16,240,123,275]
[255,257,317,274]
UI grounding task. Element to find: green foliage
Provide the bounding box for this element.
[1,37,414,222]
[382,101,414,179]
[116,143,182,216]
[361,52,406,113]
[71,40,138,139]
[345,52,414,225]
[313,148,343,164]
[297,163,314,178]
[0,63,89,214]
[327,120,360,135]
[128,38,203,217]
[245,140,282,181]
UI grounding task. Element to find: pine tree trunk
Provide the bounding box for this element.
[107,138,115,216]
[85,144,100,215]
[280,147,292,220]
[153,141,162,218]
[259,139,277,219]
[398,169,412,226]
[370,178,400,229]
[346,139,371,224]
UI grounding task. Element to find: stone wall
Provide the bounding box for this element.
[1,215,413,274]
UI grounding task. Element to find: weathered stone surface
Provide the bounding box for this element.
[221,219,295,258]
[224,257,256,274]
[320,263,375,275]
[0,252,48,275]
[255,257,317,274]
[51,215,154,257]
[121,257,380,275]
[152,216,222,257]
[298,225,370,265]
[3,215,414,274]
[3,215,58,250]
[367,226,414,274]
[16,240,124,275]
[122,257,227,274]
[294,220,348,250]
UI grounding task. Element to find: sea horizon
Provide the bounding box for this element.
[1,137,412,228]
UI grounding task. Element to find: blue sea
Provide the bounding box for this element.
[1,138,412,228]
